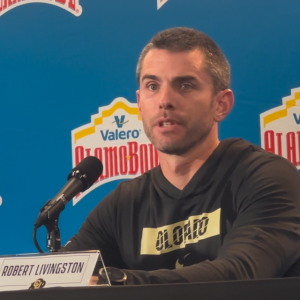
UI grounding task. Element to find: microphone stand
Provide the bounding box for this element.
[33,156,103,254]
[45,218,61,252]
[33,198,64,253]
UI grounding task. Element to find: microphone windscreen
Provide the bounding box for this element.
[67,156,103,187]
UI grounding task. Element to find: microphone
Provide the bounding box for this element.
[34,156,103,228]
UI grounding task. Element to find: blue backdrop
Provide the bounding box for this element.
[0,0,299,255]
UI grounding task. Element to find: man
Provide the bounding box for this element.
[62,27,300,284]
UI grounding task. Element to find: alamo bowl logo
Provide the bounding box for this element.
[260,87,300,170]
[71,97,159,205]
[0,0,82,17]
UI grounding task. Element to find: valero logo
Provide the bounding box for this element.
[0,0,82,17]
[260,87,300,170]
[71,97,159,205]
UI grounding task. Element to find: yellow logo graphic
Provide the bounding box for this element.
[74,100,141,144]
[260,88,300,170]
[71,97,159,205]
[29,278,46,289]
[140,209,220,255]
[175,253,190,269]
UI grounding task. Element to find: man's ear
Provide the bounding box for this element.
[213,89,234,122]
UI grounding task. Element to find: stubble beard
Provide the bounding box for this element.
[143,120,213,156]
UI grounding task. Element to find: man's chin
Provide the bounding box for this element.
[156,143,192,156]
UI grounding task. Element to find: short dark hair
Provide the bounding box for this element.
[136,27,230,94]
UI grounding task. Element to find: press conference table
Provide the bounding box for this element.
[2,277,300,300]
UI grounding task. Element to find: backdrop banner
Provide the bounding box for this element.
[0,0,299,255]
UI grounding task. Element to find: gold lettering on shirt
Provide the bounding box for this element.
[140,208,220,255]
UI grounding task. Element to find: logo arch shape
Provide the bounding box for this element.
[0,0,82,17]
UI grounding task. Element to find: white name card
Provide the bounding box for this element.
[0,251,99,292]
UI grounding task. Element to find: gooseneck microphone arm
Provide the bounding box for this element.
[34,171,89,229]
[33,156,103,253]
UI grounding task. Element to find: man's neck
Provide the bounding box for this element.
[158,137,220,190]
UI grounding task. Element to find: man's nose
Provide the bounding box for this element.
[158,85,176,110]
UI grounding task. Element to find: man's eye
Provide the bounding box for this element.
[148,84,158,91]
[181,84,192,90]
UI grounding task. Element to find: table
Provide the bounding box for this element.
[1,277,300,300]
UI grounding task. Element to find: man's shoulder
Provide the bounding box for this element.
[222,138,293,166]
[222,138,299,189]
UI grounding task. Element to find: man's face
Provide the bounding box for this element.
[137,49,218,155]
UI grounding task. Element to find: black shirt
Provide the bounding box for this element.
[63,139,300,284]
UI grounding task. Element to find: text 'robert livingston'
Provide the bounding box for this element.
[1,262,85,277]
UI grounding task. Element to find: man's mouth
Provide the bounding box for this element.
[160,121,175,127]
[156,118,178,127]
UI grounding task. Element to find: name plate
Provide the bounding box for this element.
[0,251,99,292]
